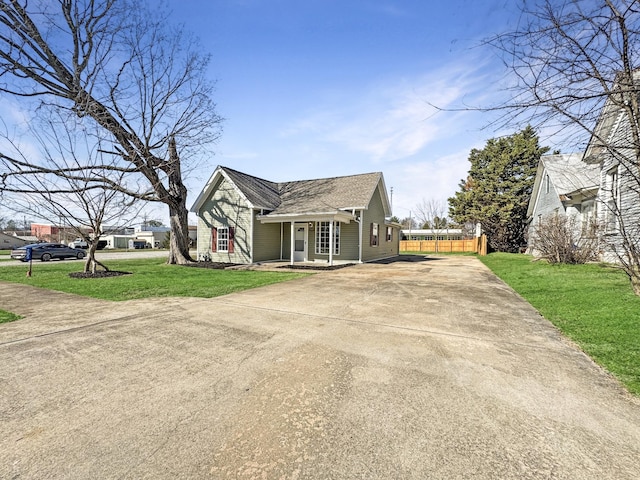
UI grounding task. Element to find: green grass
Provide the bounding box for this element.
[480,252,640,396]
[0,309,21,323]
[0,257,308,301]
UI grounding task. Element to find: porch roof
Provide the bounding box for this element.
[257,210,356,224]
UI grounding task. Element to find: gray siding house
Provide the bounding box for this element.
[190,166,401,265]
[582,76,640,264]
[526,153,600,252]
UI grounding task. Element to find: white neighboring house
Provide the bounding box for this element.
[526,153,600,254]
[582,75,640,264]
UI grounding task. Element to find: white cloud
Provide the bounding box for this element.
[388,149,473,217]
[282,58,495,163]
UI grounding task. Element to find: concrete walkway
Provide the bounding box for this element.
[1,256,639,479]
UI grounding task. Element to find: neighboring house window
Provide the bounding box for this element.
[386,226,393,242]
[605,166,620,233]
[581,201,596,236]
[544,174,550,194]
[315,221,340,255]
[211,226,235,253]
[370,223,379,246]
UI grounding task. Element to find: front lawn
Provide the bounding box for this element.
[0,258,308,301]
[480,253,640,396]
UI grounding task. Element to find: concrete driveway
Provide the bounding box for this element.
[1,256,639,479]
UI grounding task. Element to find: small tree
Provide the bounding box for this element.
[1,114,143,273]
[531,214,600,264]
[414,198,449,229]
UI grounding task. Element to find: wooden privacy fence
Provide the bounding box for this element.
[400,235,487,256]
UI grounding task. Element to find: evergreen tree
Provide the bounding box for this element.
[448,126,548,252]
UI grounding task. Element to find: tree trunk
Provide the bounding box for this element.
[84,242,110,273]
[167,202,192,264]
[165,137,192,265]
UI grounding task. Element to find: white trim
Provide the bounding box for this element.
[358,210,363,263]
[290,222,295,265]
[217,227,230,252]
[258,211,354,224]
[315,221,341,257]
[250,209,254,263]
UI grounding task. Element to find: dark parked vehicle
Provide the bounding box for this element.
[10,243,86,262]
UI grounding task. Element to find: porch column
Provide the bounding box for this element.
[358,211,363,263]
[329,220,334,266]
[290,222,295,266]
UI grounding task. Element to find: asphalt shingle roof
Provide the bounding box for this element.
[220,167,382,215]
[542,154,600,194]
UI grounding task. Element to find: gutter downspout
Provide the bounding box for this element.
[355,210,363,263]
[329,220,334,266]
[196,222,200,261]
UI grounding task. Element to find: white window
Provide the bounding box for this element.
[581,201,596,236]
[606,166,620,233]
[217,227,229,252]
[315,221,340,255]
[371,223,378,246]
[544,174,550,194]
[386,226,393,242]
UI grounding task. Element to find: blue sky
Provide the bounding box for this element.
[164,0,521,223]
[0,1,524,226]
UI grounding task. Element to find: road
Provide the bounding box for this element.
[0,248,174,266]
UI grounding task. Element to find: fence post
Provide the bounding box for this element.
[479,234,487,256]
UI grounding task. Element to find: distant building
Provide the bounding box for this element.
[0,232,32,249]
[401,229,465,241]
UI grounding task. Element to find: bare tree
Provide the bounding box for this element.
[0,0,222,264]
[414,198,449,229]
[0,113,144,273]
[484,0,640,293]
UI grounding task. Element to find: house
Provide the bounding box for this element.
[0,232,32,249]
[526,153,600,252]
[190,166,401,265]
[582,75,640,264]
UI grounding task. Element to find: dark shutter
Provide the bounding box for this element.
[228,227,235,253]
[370,223,374,246]
[211,227,217,252]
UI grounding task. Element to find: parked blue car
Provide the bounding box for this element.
[10,243,86,262]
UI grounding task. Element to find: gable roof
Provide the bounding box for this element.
[584,69,640,163]
[191,166,389,218]
[543,154,600,194]
[222,167,281,210]
[527,153,600,217]
[273,172,384,215]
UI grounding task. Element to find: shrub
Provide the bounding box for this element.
[531,214,599,264]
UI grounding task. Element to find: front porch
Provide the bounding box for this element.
[257,211,361,267]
